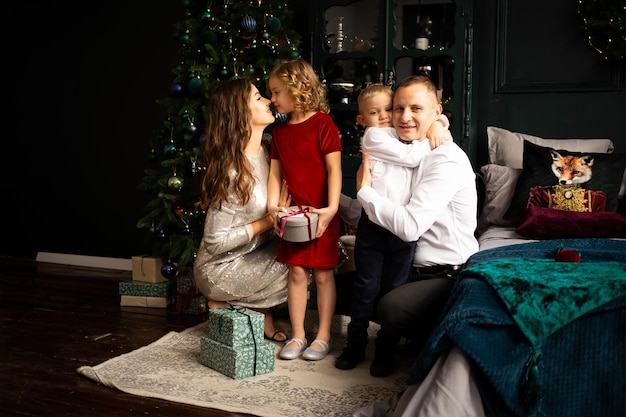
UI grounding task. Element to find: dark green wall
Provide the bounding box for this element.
[471,0,625,167]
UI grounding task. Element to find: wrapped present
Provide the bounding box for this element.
[118,279,175,297]
[131,256,167,283]
[277,206,318,242]
[200,336,275,379]
[208,306,264,347]
[120,294,174,308]
[304,308,346,335]
[176,272,208,315]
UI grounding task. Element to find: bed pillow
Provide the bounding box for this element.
[513,206,626,239]
[477,164,521,233]
[504,141,626,221]
[487,126,614,169]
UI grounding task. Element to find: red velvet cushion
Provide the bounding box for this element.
[513,206,626,239]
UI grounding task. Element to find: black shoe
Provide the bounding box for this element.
[369,350,396,377]
[334,346,365,370]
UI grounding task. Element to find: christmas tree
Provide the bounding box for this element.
[137,0,302,276]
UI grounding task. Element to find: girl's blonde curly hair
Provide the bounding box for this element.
[268,59,330,114]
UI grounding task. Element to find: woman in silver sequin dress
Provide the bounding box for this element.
[193,78,290,342]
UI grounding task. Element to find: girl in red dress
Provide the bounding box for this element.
[267,59,342,361]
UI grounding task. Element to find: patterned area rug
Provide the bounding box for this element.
[77,318,410,417]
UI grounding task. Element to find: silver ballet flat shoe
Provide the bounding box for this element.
[302,339,331,361]
[278,338,307,360]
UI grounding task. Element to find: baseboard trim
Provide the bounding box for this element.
[35,252,132,271]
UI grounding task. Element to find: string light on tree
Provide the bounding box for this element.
[578,0,625,61]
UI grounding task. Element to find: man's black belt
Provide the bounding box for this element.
[412,264,464,278]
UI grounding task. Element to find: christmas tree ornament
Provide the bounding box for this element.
[274,111,288,123]
[170,83,184,95]
[242,15,257,32]
[164,142,177,156]
[158,229,166,239]
[188,77,203,95]
[202,30,218,45]
[267,16,281,33]
[160,261,178,279]
[190,155,199,173]
[168,175,184,191]
[220,66,228,76]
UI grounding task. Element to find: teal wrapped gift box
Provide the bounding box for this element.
[118,279,175,297]
[200,336,275,379]
[208,306,264,347]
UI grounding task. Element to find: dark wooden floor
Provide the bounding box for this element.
[0,256,255,417]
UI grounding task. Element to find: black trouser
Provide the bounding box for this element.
[346,212,416,348]
[376,269,460,354]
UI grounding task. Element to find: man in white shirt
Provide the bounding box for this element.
[336,80,452,374]
[355,75,479,377]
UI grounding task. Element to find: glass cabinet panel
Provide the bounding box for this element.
[393,0,457,51]
[324,0,380,54]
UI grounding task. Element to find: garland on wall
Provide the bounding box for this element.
[578,0,625,61]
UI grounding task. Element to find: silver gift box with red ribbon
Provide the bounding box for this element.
[277,205,318,242]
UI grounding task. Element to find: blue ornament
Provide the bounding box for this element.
[160,262,178,279]
[241,15,257,32]
[170,83,184,96]
[274,112,288,123]
[267,16,281,33]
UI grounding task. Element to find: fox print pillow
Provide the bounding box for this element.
[504,141,626,221]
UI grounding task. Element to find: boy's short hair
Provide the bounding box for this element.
[357,83,393,111]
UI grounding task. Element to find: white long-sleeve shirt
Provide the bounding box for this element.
[357,141,479,267]
[362,127,432,206]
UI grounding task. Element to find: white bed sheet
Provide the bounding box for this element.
[477,226,536,250]
[351,347,486,417]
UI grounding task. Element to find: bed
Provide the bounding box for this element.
[353,127,626,417]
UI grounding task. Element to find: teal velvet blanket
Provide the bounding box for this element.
[464,258,626,345]
[409,238,626,417]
